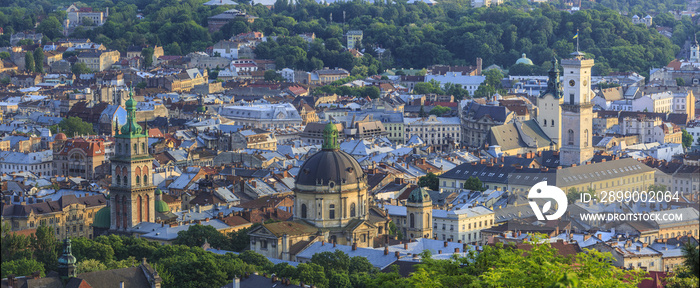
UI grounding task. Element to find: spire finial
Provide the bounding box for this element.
[322,120,339,150]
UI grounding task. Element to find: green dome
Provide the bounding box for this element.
[155,188,162,195]
[125,95,137,109]
[515,53,534,65]
[155,200,169,213]
[92,206,111,228]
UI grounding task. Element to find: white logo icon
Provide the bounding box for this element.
[527,181,567,221]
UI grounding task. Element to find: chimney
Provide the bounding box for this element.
[333,242,336,247]
[384,247,389,255]
[120,282,125,288]
[321,240,325,246]
[403,242,408,250]
[454,248,460,253]
[395,251,400,258]
[476,57,482,75]
[444,241,448,247]
[352,242,357,251]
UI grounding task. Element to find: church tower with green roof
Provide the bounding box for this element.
[110,88,155,231]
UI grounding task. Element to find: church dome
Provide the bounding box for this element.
[155,200,169,213]
[295,121,365,189]
[515,53,534,65]
[407,187,431,204]
[55,133,67,141]
[296,150,365,187]
[92,206,111,228]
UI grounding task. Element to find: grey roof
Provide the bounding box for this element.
[556,158,654,187]
[489,119,553,151]
[440,162,556,186]
[463,102,512,123]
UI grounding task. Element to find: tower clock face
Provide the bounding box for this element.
[569,80,576,87]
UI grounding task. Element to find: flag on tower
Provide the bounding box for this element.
[573,32,579,39]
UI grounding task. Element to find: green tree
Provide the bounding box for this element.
[413,82,434,94]
[71,62,91,75]
[1,258,45,278]
[142,47,154,69]
[418,172,439,191]
[33,47,44,73]
[418,105,426,117]
[173,224,227,249]
[660,240,699,288]
[429,105,451,116]
[682,129,693,148]
[24,51,34,73]
[329,271,352,288]
[82,17,95,26]
[50,117,95,137]
[363,86,380,99]
[0,52,10,60]
[463,176,486,191]
[31,225,59,272]
[76,259,108,274]
[296,263,328,288]
[37,16,62,40]
[676,77,686,86]
[388,221,403,240]
[226,225,255,252]
[648,184,669,192]
[164,42,182,55]
[264,70,285,82]
[71,237,115,263]
[1,223,33,262]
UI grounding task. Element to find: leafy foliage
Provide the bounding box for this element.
[418,172,439,191]
[682,129,693,148]
[463,176,486,192]
[50,116,95,137]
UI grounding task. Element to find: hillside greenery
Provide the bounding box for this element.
[0,1,691,78]
[2,224,653,288]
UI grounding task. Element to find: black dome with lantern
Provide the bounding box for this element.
[295,122,364,187]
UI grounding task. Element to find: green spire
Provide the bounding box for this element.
[322,121,339,150]
[119,86,144,137]
[58,238,77,280]
[541,57,563,99]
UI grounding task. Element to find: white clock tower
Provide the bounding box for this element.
[560,51,594,166]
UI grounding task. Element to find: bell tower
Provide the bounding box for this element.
[560,51,594,166]
[405,188,433,240]
[110,89,155,231]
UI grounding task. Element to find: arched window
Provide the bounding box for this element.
[329,204,335,219]
[584,129,589,147]
[135,176,140,185]
[350,203,356,217]
[116,176,121,185]
[117,143,121,153]
[568,129,574,145]
[301,204,307,218]
[409,213,415,228]
[544,119,547,126]
[137,195,142,223]
[141,143,146,153]
[133,144,138,154]
[551,119,554,127]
